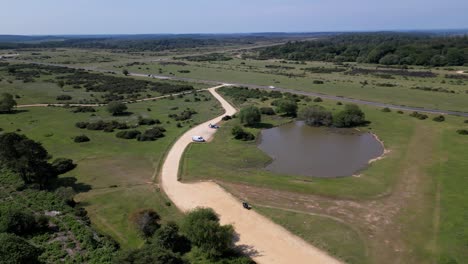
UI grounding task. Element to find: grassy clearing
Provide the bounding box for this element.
[256,206,368,264]
[120,58,468,112]
[0,91,223,248]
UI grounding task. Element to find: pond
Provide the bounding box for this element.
[257,121,384,178]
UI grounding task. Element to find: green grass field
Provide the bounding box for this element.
[181,91,468,263]
[0,91,223,248]
[119,58,468,112]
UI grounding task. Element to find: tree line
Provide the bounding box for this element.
[257,33,468,66]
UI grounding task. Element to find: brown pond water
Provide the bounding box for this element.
[258,121,384,178]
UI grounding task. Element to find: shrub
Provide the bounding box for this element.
[409,111,428,120]
[313,80,324,84]
[336,101,343,105]
[138,118,161,125]
[433,115,445,122]
[75,121,89,129]
[333,104,367,128]
[71,106,96,113]
[231,126,255,141]
[313,97,323,102]
[0,233,41,264]
[397,110,404,114]
[382,107,391,112]
[130,209,161,239]
[107,101,128,116]
[0,93,17,113]
[272,99,298,117]
[74,135,90,143]
[239,106,261,126]
[116,130,141,139]
[51,158,76,175]
[0,207,38,235]
[221,115,232,121]
[260,107,275,115]
[56,95,72,101]
[299,106,333,127]
[137,127,166,141]
[456,129,468,135]
[151,221,191,254]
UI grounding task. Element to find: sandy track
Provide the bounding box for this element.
[160,85,341,264]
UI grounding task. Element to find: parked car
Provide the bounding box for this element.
[192,136,205,142]
[209,123,220,129]
[268,85,276,89]
[242,202,252,210]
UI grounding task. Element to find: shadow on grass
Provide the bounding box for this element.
[0,109,29,114]
[112,111,134,117]
[52,176,92,193]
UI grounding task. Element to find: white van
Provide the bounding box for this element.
[192,136,205,142]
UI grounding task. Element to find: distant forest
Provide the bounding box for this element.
[257,33,468,66]
[0,37,260,52]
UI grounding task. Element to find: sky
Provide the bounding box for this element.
[1,0,468,35]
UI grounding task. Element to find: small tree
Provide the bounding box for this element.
[0,233,41,264]
[51,158,76,175]
[239,106,261,126]
[152,221,191,254]
[0,207,37,236]
[182,208,234,259]
[131,209,161,239]
[107,101,128,116]
[122,69,129,76]
[273,99,298,117]
[299,106,333,127]
[333,104,367,128]
[0,93,17,113]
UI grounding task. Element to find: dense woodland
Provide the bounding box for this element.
[257,33,468,66]
[0,37,260,52]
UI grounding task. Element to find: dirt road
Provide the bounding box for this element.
[160,85,342,264]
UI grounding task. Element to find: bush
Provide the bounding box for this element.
[272,99,298,117]
[313,97,323,102]
[0,93,17,113]
[409,111,428,120]
[107,101,128,116]
[260,107,275,115]
[313,80,324,84]
[456,129,468,135]
[336,101,342,105]
[222,115,232,121]
[239,106,261,126]
[138,118,161,126]
[71,106,96,113]
[74,135,90,143]
[382,107,391,112]
[231,126,255,141]
[56,95,72,101]
[0,233,41,264]
[333,104,367,128]
[75,121,89,129]
[130,209,161,239]
[152,221,191,254]
[51,158,76,175]
[433,115,445,122]
[0,207,38,236]
[116,130,141,139]
[137,127,166,141]
[299,106,333,127]
[182,208,235,259]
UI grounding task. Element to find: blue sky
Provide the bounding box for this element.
[1,0,468,35]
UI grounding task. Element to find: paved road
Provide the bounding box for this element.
[160,84,342,264]
[11,60,468,117]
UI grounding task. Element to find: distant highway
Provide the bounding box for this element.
[10,60,468,117]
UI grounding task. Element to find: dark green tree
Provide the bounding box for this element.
[123,69,129,76]
[107,101,128,116]
[151,221,191,254]
[0,133,56,188]
[0,93,17,113]
[0,207,38,236]
[182,208,234,259]
[333,104,367,128]
[131,209,161,239]
[0,233,41,264]
[299,106,333,127]
[273,99,298,117]
[239,106,261,126]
